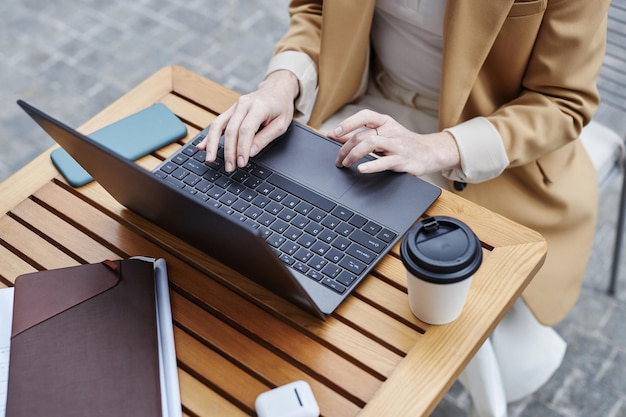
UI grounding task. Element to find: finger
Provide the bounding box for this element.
[249,116,291,157]
[356,155,403,174]
[336,134,380,168]
[222,102,257,172]
[328,109,386,139]
[201,107,233,162]
[234,115,266,168]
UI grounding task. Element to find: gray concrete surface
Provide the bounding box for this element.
[0,1,624,415]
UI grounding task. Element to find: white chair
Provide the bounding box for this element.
[579,120,626,294]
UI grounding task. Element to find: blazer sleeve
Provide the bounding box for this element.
[272,0,324,66]
[485,0,610,169]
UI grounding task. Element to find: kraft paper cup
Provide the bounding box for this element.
[400,216,482,325]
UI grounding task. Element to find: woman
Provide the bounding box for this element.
[199,1,610,414]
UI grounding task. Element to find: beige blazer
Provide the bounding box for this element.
[274,0,610,325]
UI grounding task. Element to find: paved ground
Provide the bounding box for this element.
[0,1,624,416]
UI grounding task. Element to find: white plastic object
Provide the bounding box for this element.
[255,380,320,417]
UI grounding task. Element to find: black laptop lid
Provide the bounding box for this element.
[17,100,325,319]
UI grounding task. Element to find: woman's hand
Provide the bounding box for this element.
[197,70,299,172]
[327,109,461,177]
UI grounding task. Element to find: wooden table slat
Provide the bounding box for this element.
[0,215,79,270]
[177,368,250,417]
[172,291,362,417]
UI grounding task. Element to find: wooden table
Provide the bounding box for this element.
[0,66,547,416]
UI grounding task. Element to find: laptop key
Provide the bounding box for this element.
[266,201,283,215]
[294,201,314,215]
[282,195,300,209]
[266,233,286,248]
[350,229,385,253]
[363,221,383,236]
[324,248,344,263]
[348,214,368,228]
[331,235,351,251]
[208,186,226,200]
[244,176,263,189]
[183,174,201,187]
[284,226,303,240]
[231,170,248,183]
[182,145,198,157]
[311,241,330,256]
[267,173,336,212]
[335,222,355,237]
[172,154,188,165]
[346,243,376,264]
[294,248,313,263]
[165,177,185,189]
[321,215,340,229]
[322,264,341,278]
[232,199,250,213]
[336,270,357,288]
[278,208,297,222]
[215,176,233,189]
[239,188,258,202]
[318,229,338,244]
[269,188,288,202]
[331,206,354,221]
[244,205,263,220]
[252,195,271,208]
[219,192,237,206]
[280,241,299,256]
[377,228,397,243]
[160,162,178,174]
[306,270,323,282]
[297,233,316,248]
[195,179,213,193]
[292,215,311,229]
[294,262,309,273]
[251,165,272,179]
[203,169,221,182]
[308,208,326,222]
[278,253,295,266]
[308,255,328,270]
[322,278,347,294]
[339,256,366,275]
[270,219,289,234]
[258,212,276,227]
[171,167,188,181]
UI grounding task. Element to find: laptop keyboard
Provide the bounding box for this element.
[153,132,397,295]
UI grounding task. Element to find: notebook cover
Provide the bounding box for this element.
[5,259,162,417]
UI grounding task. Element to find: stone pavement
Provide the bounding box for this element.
[0,1,624,416]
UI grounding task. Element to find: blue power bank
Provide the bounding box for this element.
[51,103,188,187]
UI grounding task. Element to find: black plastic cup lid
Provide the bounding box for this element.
[400,216,482,284]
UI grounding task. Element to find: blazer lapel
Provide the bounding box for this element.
[311,0,376,127]
[439,0,514,128]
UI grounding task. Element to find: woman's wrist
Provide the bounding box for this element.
[433,131,461,171]
[260,70,300,102]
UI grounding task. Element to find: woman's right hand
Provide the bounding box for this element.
[196,70,299,172]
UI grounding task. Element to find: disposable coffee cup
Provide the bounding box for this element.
[400,216,482,325]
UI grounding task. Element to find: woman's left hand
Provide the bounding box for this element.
[327,109,461,177]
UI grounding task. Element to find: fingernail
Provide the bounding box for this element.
[333,126,343,136]
[205,151,212,161]
[250,144,258,157]
[237,156,245,167]
[225,161,233,172]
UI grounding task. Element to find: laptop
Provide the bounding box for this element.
[18,100,441,319]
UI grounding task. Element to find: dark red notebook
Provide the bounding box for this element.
[6,259,162,417]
